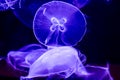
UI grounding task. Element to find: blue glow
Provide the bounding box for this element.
[33,1,86,46]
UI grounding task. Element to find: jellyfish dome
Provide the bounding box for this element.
[33,1,86,46]
[20,46,88,79]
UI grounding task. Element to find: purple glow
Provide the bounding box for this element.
[33,1,86,46]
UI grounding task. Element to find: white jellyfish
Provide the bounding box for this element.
[20,46,88,79]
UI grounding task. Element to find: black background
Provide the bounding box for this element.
[0,0,120,79]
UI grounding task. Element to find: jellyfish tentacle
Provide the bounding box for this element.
[0,1,9,11]
[5,0,22,9]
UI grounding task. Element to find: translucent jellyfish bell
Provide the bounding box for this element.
[33,1,86,46]
[21,46,88,79]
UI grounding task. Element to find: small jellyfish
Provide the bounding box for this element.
[33,1,86,46]
[20,46,88,79]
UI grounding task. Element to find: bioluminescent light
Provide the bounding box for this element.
[33,1,86,46]
[20,46,88,79]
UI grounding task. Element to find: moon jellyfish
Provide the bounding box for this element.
[33,1,86,46]
[20,46,88,79]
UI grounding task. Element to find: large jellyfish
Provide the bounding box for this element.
[20,46,88,79]
[33,1,86,46]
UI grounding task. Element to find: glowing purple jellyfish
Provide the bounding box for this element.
[33,1,86,46]
[20,46,88,79]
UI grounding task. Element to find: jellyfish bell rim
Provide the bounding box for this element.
[33,1,87,46]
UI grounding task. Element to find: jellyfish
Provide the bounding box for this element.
[20,46,88,79]
[33,1,86,46]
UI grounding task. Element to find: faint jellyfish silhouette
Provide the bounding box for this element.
[20,46,88,79]
[7,44,47,72]
[71,0,89,8]
[33,1,86,46]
